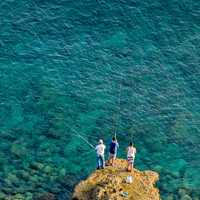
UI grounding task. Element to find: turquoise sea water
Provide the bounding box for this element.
[0,0,200,199]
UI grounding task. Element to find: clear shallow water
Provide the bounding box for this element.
[0,0,200,199]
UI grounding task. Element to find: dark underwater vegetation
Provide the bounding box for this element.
[0,0,200,199]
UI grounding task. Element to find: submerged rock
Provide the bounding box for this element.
[181,194,193,200]
[72,159,160,200]
[29,162,44,170]
[35,192,55,200]
[43,166,53,174]
[59,168,66,177]
[12,193,24,200]
[0,192,6,200]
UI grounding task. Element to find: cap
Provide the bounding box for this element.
[99,139,103,144]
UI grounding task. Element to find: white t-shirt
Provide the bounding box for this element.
[95,144,106,156]
[127,146,136,158]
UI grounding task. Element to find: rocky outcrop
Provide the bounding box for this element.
[72,159,160,200]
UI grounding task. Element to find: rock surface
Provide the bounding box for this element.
[72,159,160,200]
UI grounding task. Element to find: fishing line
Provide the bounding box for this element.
[130,68,136,144]
[114,82,122,139]
[77,132,99,140]
[81,148,96,157]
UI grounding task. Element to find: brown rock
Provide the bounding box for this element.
[72,159,160,200]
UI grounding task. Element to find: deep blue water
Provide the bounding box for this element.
[0,0,200,199]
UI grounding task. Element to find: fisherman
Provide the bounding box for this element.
[108,136,119,166]
[127,142,136,172]
[95,139,106,169]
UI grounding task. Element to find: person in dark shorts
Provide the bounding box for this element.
[108,137,119,166]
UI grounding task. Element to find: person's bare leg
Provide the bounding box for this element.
[130,164,133,172]
[127,161,130,172]
[111,158,114,166]
[113,158,115,166]
[108,154,111,165]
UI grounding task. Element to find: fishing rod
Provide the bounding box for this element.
[114,81,122,139]
[71,128,96,149]
[75,134,95,149]
[113,70,134,144]
[69,72,123,149]
[111,70,123,140]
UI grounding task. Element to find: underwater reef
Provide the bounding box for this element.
[0,0,200,199]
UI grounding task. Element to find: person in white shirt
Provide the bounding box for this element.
[95,139,106,169]
[126,142,136,172]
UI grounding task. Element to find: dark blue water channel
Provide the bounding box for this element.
[0,0,200,199]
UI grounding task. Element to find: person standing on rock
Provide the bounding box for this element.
[108,136,119,166]
[95,139,106,169]
[127,142,136,172]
